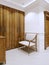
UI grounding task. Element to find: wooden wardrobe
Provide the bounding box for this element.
[44,11,49,48]
[0,4,25,50]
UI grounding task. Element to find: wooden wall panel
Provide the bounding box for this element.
[0,5,1,35]
[0,37,6,63]
[44,11,49,48]
[19,12,24,40]
[4,7,10,50]
[0,4,25,50]
[10,9,15,49]
[14,11,19,48]
[5,8,19,50]
[45,19,49,47]
[0,5,4,36]
[9,8,12,49]
[0,5,6,63]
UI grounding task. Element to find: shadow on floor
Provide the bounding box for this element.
[21,46,35,53]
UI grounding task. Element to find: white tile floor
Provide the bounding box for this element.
[5,47,49,65]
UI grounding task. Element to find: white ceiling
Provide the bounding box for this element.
[10,0,36,5]
[1,0,49,11]
[4,0,49,8]
[6,0,36,7]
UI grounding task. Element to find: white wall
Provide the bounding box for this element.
[38,12,44,52]
[25,7,45,52]
[25,12,38,33]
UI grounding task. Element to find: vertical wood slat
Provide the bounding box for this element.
[14,11,19,47]
[0,5,1,35]
[8,9,12,49]
[0,6,3,35]
[19,12,24,40]
[5,8,10,49]
[0,37,6,63]
[0,5,4,35]
[11,9,15,49]
[13,10,16,48]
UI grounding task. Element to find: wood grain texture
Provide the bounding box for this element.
[0,4,25,50]
[44,11,49,48]
[0,36,6,63]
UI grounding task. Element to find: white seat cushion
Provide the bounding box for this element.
[19,41,35,46]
